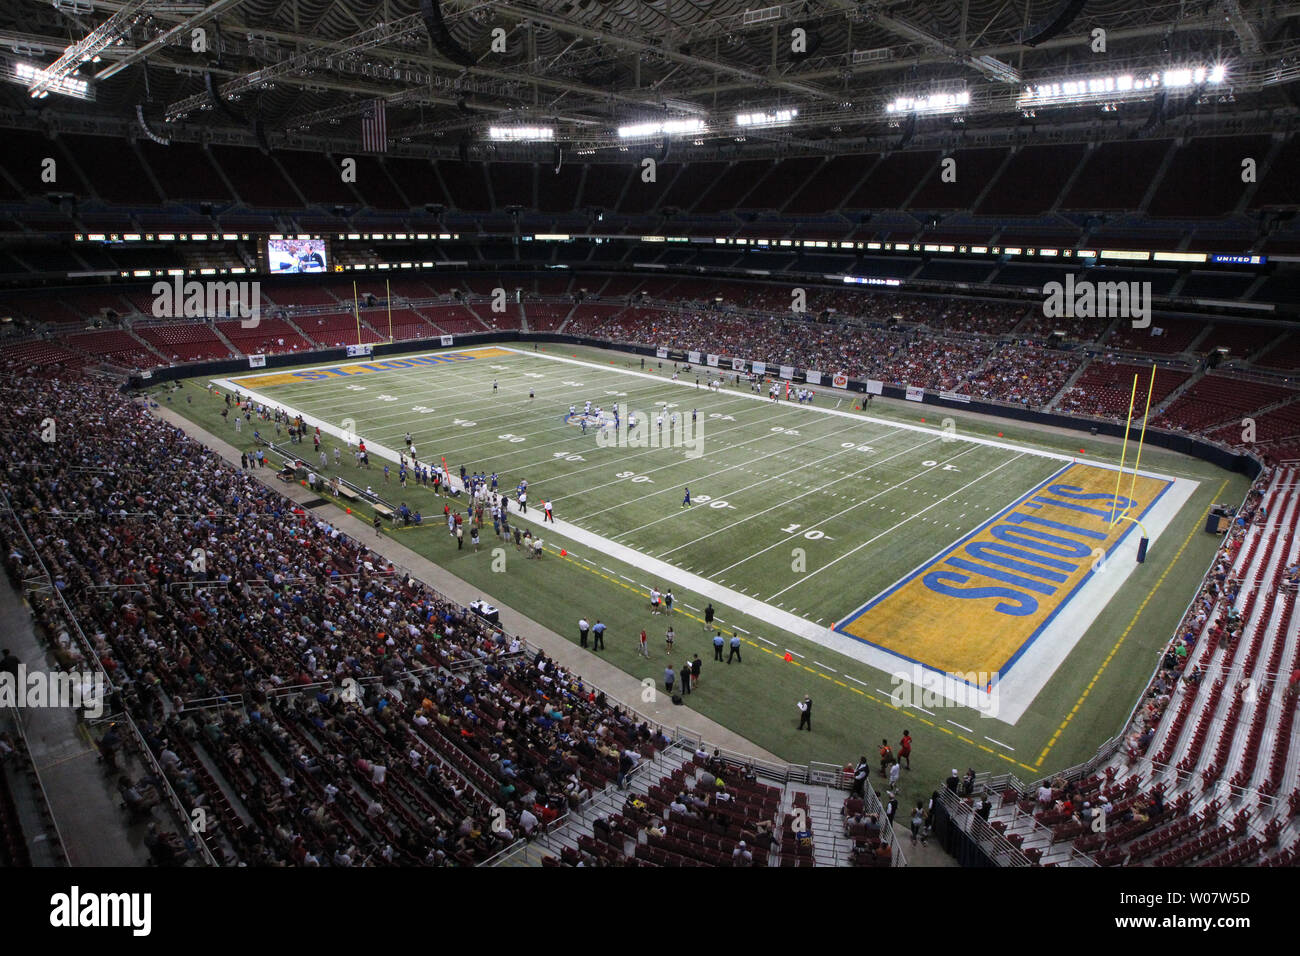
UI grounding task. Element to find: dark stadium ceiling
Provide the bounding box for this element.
[3,0,1300,158]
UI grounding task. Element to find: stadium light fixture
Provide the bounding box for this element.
[617,118,706,139]
[736,108,799,127]
[11,60,91,100]
[488,126,554,142]
[1017,65,1228,109]
[885,90,969,116]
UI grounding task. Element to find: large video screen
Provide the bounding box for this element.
[266,238,328,274]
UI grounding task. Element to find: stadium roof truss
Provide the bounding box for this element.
[3,0,1300,156]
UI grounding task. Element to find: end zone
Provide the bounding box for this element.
[841,461,1196,724]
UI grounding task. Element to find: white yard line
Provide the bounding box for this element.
[495,346,1181,481]
[875,692,934,716]
[705,440,979,574]
[606,425,911,534]
[765,452,1023,601]
[277,369,765,475]
[566,413,874,518]
[226,376,806,496]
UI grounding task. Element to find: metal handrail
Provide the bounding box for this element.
[937,787,1036,867]
[1,704,71,866]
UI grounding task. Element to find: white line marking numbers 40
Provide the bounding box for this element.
[781,523,833,540]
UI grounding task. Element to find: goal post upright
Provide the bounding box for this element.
[1125,363,1158,512]
[1110,372,1140,527]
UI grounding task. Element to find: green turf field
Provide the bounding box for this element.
[160,340,1249,814]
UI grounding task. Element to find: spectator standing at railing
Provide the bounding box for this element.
[519,806,539,839]
[617,750,634,790]
[851,757,869,797]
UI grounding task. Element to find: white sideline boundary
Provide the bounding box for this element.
[212,345,1201,724]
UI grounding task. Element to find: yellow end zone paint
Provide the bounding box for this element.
[837,462,1173,678]
[227,346,514,389]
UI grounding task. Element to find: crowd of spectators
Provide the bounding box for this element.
[965,344,1083,407]
[1120,471,1268,766]
[566,300,1083,402]
[12,277,1299,444]
[0,360,678,866]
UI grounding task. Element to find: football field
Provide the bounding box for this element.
[211,343,1202,733]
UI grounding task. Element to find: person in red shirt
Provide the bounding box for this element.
[898,730,912,770]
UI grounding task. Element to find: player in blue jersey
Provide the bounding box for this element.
[682,487,692,508]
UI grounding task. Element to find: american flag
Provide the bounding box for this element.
[361,98,387,153]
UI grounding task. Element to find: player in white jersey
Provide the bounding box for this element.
[584,400,592,414]
[570,405,576,417]
[656,414,663,430]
